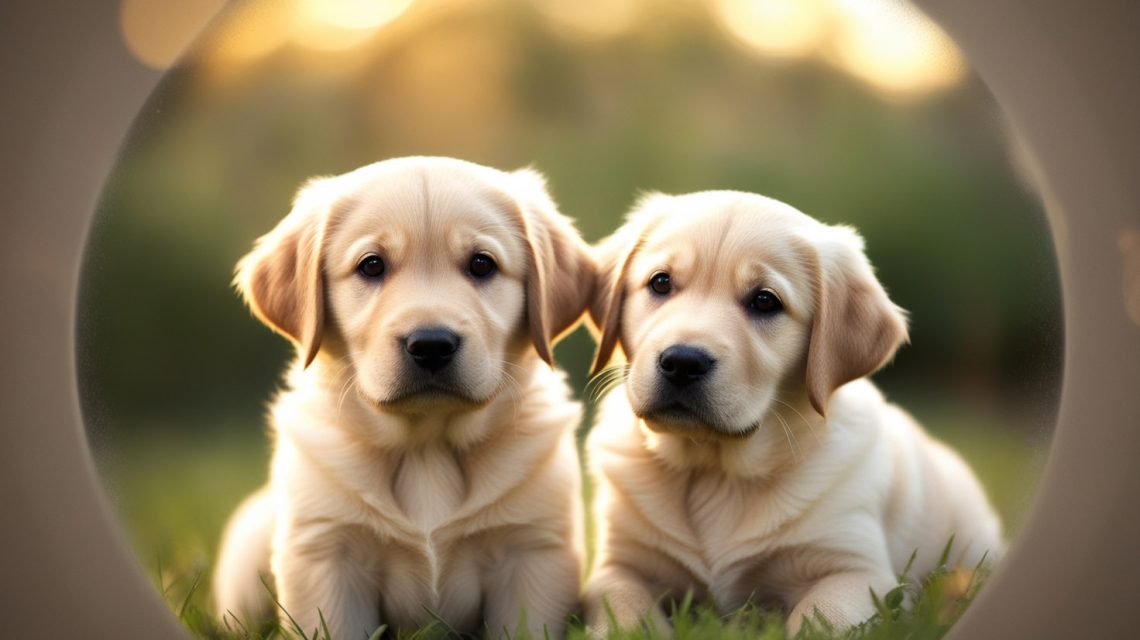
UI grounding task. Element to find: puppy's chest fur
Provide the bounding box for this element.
[677,470,806,598]
[365,446,487,629]
[684,472,767,553]
[272,378,580,631]
[595,424,868,609]
[391,446,465,532]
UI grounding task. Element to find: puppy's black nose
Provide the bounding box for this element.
[658,345,715,387]
[405,328,460,372]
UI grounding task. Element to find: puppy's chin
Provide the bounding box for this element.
[363,376,501,415]
[637,403,760,441]
[373,388,490,415]
[352,361,506,415]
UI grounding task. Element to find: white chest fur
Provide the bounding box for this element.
[392,446,465,533]
[269,372,582,633]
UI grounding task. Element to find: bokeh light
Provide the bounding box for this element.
[204,1,294,65]
[533,0,643,41]
[120,0,968,98]
[119,0,227,69]
[290,0,415,51]
[829,0,966,95]
[710,0,966,96]
[716,0,830,59]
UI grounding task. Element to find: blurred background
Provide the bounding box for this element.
[79,0,1060,620]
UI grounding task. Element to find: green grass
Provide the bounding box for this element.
[96,399,1044,639]
[154,539,993,640]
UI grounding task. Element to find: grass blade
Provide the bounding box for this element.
[899,548,919,582]
[260,573,309,639]
[937,535,957,570]
[178,569,203,621]
[318,608,331,640]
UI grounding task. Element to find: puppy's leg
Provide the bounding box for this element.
[212,487,275,627]
[273,528,380,640]
[484,545,580,639]
[583,564,671,638]
[786,569,897,636]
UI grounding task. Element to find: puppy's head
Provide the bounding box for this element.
[235,157,594,414]
[591,191,907,438]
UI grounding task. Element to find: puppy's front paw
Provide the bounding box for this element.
[587,610,672,640]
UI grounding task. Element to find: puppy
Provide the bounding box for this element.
[583,191,1003,635]
[211,157,594,639]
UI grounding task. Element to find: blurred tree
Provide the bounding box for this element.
[79,0,1060,442]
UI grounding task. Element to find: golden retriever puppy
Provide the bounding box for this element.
[583,191,1003,635]
[211,157,594,639]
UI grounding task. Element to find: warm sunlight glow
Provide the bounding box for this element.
[120,0,226,69]
[535,0,642,41]
[207,1,294,65]
[122,0,966,97]
[290,0,415,52]
[712,0,966,95]
[829,0,965,95]
[716,0,829,58]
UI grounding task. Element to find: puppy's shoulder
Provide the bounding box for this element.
[830,379,961,482]
[823,379,893,435]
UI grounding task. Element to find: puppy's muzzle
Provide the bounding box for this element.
[658,344,716,388]
[404,327,461,372]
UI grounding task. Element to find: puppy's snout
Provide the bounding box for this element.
[658,345,715,388]
[405,327,461,372]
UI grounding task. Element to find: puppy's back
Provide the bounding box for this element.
[878,403,1004,575]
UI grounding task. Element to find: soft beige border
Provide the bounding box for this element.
[1,1,1137,638]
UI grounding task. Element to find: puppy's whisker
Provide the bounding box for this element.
[590,376,626,404]
[326,352,356,375]
[774,398,822,446]
[603,365,633,394]
[490,358,526,428]
[336,372,360,418]
[585,365,630,403]
[587,364,627,385]
[772,410,801,463]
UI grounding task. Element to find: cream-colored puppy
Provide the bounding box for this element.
[583,191,1003,635]
[211,157,594,639]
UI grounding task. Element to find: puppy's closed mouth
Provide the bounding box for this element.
[638,402,761,440]
[372,383,487,409]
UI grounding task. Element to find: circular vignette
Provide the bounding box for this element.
[0,2,1138,640]
[85,4,1059,632]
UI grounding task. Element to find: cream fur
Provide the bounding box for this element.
[584,191,1003,635]
[212,157,593,639]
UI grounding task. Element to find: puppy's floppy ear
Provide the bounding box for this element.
[510,168,597,365]
[234,177,337,368]
[805,225,908,416]
[588,228,638,377]
[589,193,668,377]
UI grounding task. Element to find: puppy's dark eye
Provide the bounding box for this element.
[747,289,783,315]
[469,253,497,278]
[648,272,672,296]
[357,255,385,279]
